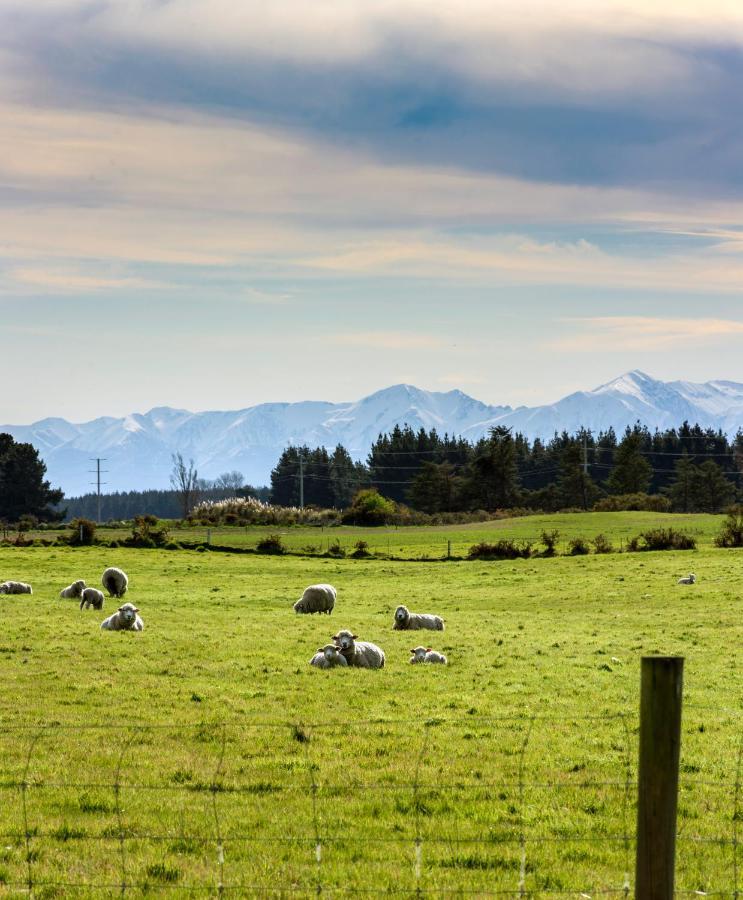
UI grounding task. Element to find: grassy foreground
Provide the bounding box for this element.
[0,536,741,895]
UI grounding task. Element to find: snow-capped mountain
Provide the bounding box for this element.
[3,372,743,496]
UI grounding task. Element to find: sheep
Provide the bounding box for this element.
[80,587,105,611]
[102,567,128,598]
[59,579,86,600]
[100,602,143,632]
[392,605,444,631]
[677,573,696,585]
[409,646,448,665]
[0,581,32,595]
[332,629,385,669]
[309,643,348,669]
[294,583,336,615]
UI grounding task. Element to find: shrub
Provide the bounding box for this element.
[540,529,560,557]
[128,515,169,548]
[342,489,397,526]
[68,518,97,546]
[593,493,671,512]
[256,534,285,555]
[350,540,372,559]
[627,528,697,552]
[467,539,532,560]
[592,533,614,554]
[567,536,590,556]
[326,540,346,558]
[714,505,743,548]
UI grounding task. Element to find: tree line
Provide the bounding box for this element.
[269,421,743,514]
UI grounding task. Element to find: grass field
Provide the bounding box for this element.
[33,510,727,559]
[1,514,742,895]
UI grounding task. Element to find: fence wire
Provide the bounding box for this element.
[0,712,740,897]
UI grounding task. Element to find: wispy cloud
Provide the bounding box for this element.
[553,317,743,352]
[8,267,161,293]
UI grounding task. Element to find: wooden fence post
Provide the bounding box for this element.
[635,656,684,900]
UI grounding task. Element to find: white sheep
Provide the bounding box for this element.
[59,580,86,600]
[392,605,444,631]
[409,646,448,665]
[332,629,385,669]
[294,584,336,615]
[102,567,128,598]
[309,643,348,669]
[80,587,105,610]
[0,581,32,595]
[677,573,696,585]
[100,602,143,632]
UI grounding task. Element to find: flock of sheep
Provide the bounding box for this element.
[297,583,448,669]
[1,567,144,631]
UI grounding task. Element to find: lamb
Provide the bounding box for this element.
[392,605,444,631]
[332,629,385,669]
[409,646,448,665]
[102,567,128,598]
[309,643,348,669]
[80,587,105,610]
[100,602,143,632]
[294,583,336,615]
[0,581,32,595]
[59,580,86,600]
[677,573,696,585]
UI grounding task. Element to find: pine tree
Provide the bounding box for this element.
[0,433,64,522]
[465,426,521,510]
[606,427,652,494]
[666,452,697,512]
[691,460,735,512]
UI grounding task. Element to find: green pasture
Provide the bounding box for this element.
[0,529,741,895]
[36,510,727,559]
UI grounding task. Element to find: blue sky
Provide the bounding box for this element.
[3,0,743,422]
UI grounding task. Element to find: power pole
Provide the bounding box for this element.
[89,458,107,524]
[299,453,304,509]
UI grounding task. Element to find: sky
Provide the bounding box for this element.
[3,0,743,423]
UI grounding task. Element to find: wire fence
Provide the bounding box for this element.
[0,709,741,896]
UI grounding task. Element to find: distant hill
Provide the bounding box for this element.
[4,371,743,495]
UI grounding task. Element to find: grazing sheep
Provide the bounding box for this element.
[80,587,105,611]
[100,602,143,632]
[677,573,696,585]
[0,581,32,595]
[59,580,86,600]
[102,567,128,598]
[309,643,348,669]
[392,605,444,631]
[332,629,385,669]
[294,583,336,615]
[409,646,448,665]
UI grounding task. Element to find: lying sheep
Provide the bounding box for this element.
[393,605,444,631]
[100,602,143,632]
[102,567,128,598]
[80,587,105,610]
[677,573,696,585]
[309,644,348,669]
[294,583,336,614]
[333,629,385,669]
[60,579,86,600]
[409,646,448,665]
[0,581,32,595]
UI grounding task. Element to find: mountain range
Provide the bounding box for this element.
[4,370,743,496]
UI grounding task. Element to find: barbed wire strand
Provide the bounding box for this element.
[517,716,536,897]
[734,733,743,900]
[114,727,139,897]
[619,713,632,899]
[211,722,227,898]
[21,725,46,899]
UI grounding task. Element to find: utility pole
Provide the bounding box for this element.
[299,453,304,509]
[89,458,107,524]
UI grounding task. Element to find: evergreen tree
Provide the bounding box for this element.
[0,433,64,522]
[690,460,735,512]
[407,461,461,513]
[558,441,600,510]
[666,452,697,512]
[465,426,521,510]
[606,427,652,494]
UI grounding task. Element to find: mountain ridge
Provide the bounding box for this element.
[4,373,743,495]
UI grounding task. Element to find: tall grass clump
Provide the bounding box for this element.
[627,528,697,552]
[191,496,340,527]
[540,529,560,557]
[467,539,532,560]
[256,534,285,555]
